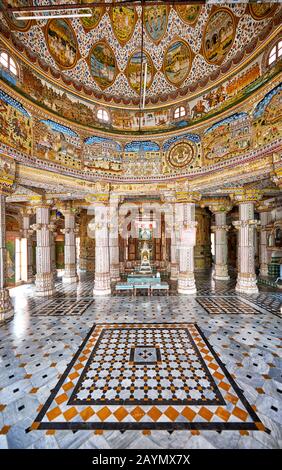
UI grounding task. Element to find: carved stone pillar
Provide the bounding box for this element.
[209,201,232,280]
[31,199,55,297]
[257,202,273,277]
[109,196,120,281]
[62,205,78,283]
[93,203,111,296]
[176,192,201,294]
[21,207,34,283]
[0,190,14,322]
[232,191,261,294]
[170,204,178,281]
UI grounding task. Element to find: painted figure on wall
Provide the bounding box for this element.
[127,51,154,93]
[0,99,32,155]
[89,41,117,89]
[46,19,78,68]
[6,240,15,284]
[144,5,169,44]
[203,9,236,65]
[249,3,277,20]
[1,0,32,31]
[79,0,105,30]
[175,4,201,26]
[110,6,137,46]
[163,40,192,86]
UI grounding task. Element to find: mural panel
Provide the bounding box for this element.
[175,4,201,26]
[144,5,169,44]
[79,0,105,30]
[0,0,32,31]
[46,19,78,69]
[203,112,252,164]
[0,94,32,155]
[202,8,236,65]
[110,6,137,46]
[248,3,278,20]
[253,83,282,147]
[163,40,192,86]
[127,51,154,93]
[167,142,195,169]
[0,154,16,183]
[88,41,118,89]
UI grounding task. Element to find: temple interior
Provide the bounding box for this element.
[0,1,281,450]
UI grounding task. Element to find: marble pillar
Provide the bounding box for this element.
[211,211,230,280]
[257,204,272,277]
[233,197,260,294]
[170,205,178,281]
[62,207,78,283]
[177,198,199,295]
[21,208,33,283]
[32,202,55,297]
[0,193,14,322]
[109,197,120,282]
[93,205,111,296]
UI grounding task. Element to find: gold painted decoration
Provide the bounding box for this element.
[202,8,237,65]
[0,99,32,155]
[126,50,155,94]
[168,142,195,168]
[110,6,137,46]
[175,4,201,26]
[144,5,169,44]
[79,0,105,30]
[88,41,118,89]
[45,19,79,69]
[1,0,32,31]
[0,154,16,186]
[248,3,278,20]
[163,39,192,86]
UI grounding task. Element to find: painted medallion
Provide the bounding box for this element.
[46,19,78,69]
[78,0,105,30]
[248,3,277,20]
[1,0,32,31]
[175,4,201,26]
[168,142,194,168]
[203,9,236,65]
[110,6,137,46]
[127,51,154,93]
[163,40,192,86]
[144,5,169,44]
[88,41,117,89]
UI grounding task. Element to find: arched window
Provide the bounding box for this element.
[174,106,186,119]
[268,41,282,66]
[0,51,18,76]
[97,108,109,122]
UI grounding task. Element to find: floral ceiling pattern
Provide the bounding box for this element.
[0,1,280,106]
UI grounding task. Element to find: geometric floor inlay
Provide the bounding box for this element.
[196,297,264,315]
[30,323,263,431]
[30,299,94,316]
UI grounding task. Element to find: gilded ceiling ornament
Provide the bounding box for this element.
[202,7,238,66]
[45,19,79,69]
[168,142,195,169]
[163,39,193,87]
[175,4,202,26]
[88,41,118,90]
[1,0,32,32]
[126,50,155,94]
[248,2,278,21]
[109,5,137,47]
[144,5,169,44]
[78,0,105,31]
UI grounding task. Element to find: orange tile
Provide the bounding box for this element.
[0,404,6,412]
[97,406,111,421]
[94,430,103,435]
[0,425,11,435]
[29,387,39,394]
[239,430,249,436]
[69,371,79,380]
[114,407,128,421]
[164,406,179,421]
[131,406,145,422]
[142,430,151,435]
[256,387,265,395]
[55,393,68,405]
[62,381,74,392]
[46,406,62,421]
[74,363,83,370]
[147,406,162,421]
[232,406,248,422]
[255,422,265,431]
[80,407,95,421]
[199,407,213,422]
[30,422,40,430]
[218,381,231,392]
[215,406,230,422]
[50,362,57,368]
[63,407,78,421]
[181,407,196,422]
[225,392,239,405]
[213,371,224,381]
[46,430,56,435]
[209,363,219,371]
[191,430,200,435]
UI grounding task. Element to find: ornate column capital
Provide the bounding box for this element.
[256,200,275,213]
[232,219,260,230]
[211,225,230,232]
[175,190,201,204]
[204,198,232,214]
[29,196,54,209]
[230,189,263,205]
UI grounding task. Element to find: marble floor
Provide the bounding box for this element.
[0,273,281,449]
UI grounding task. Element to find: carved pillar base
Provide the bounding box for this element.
[214,264,230,281]
[63,264,78,283]
[259,264,269,277]
[235,274,258,294]
[93,273,111,296]
[110,264,120,282]
[35,272,55,297]
[177,272,196,295]
[0,288,14,322]
[170,263,178,281]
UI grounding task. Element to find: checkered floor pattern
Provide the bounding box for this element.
[196,297,264,315]
[31,323,262,431]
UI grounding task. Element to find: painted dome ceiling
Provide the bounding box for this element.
[0,1,281,107]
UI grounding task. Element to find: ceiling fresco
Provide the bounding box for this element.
[0,2,281,106]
